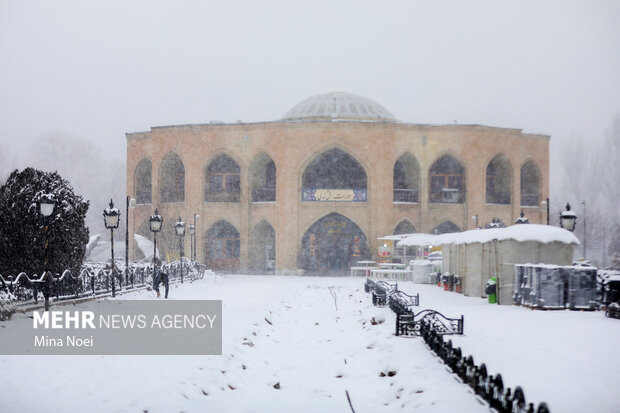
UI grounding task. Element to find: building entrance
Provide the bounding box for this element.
[299,213,370,274]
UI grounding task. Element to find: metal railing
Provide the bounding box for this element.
[363,279,550,412]
[421,324,550,413]
[0,260,206,310]
[370,280,398,307]
[393,189,418,203]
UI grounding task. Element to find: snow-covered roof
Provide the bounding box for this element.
[395,233,439,247]
[281,91,397,122]
[377,234,411,241]
[396,224,580,247]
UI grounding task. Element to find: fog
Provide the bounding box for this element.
[1,0,618,263]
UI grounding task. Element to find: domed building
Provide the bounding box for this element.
[126,92,549,274]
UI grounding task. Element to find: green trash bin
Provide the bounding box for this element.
[485,277,497,304]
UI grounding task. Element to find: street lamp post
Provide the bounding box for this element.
[38,193,56,311]
[175,217,186,283]
[187,224,196,261]
[103,199,121,297]
[582,201,587,260]
[194,213,200,262]
[149,209,163,282]
[125,196,136,287]
[559,203,577,232]
[540,198,550,225]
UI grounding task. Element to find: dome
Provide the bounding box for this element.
[281,91,396,122]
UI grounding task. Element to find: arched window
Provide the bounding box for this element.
[520,160,540,206]
[302,148,367,202]
[433,221,461,234]
[250,153,276,202]
[486,155,512,205]
[134,158,152,204]
[204,154,241,202]
[393,153,420,203]
[248,220,276,273]
[204,220,240,272]
[429,155,465,203]
[159,152,185,203]
[394,220,417,235]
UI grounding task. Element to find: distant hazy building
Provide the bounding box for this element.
[126,91,549,274]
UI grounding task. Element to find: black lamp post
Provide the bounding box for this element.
[187,224,196,261]
[149,208,163,279]
[38,193,56,311]
[175,217,186,283]
[193,213,200,262]
[103,199,121,266]
[103,199,121,296]
[559,203,577,232]
[125,196,136,287]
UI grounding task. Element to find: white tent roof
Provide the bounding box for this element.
[396,225,580,247]
[393,233,439,247]
[377,234,411,241]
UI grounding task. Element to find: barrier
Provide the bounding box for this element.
[421,324,550,413]
[362,279,551,412]
[0,260,206,310]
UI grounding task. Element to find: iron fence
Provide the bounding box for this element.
[421,324,550,413]
[363,279,550,412]
[0,260,206,310]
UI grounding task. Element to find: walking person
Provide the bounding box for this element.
[153,259,170,298]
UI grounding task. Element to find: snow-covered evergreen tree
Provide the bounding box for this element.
[0,168,89,277]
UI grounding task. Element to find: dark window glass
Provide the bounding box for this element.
[429,155,465,203]
[205,154,241,202]
[209,175,223,192]
[160,153,185,203]
[227,239,240,258]
[226,175,240,192]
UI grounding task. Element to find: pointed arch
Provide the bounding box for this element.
[520,160,541,206]
[204,153,241,202]
[159,152,185,203]
[302,147,367,201]
[429,154,466,203]
[433,221,461,235]
[393,219,417,235]
[250,152,276,202]
[134,158,152,204]
[393,152,420,203]
[248,220,276,273]
[203,220,240,272]
[298,212,370,274]
[486,154,512,205]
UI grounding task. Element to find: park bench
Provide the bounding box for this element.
[371,280,398,307]
[364,278,377,293]
[396,308,463,337]
[388,290,420,315]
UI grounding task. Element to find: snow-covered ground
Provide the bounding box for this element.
[1,275,619,413]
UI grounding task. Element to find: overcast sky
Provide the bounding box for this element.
[1,0,619,192]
